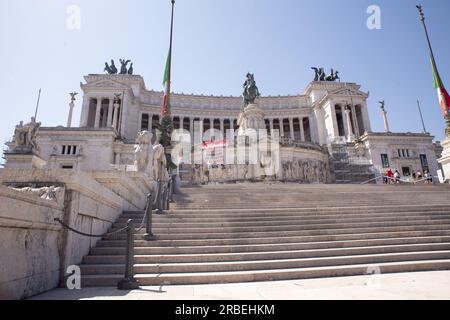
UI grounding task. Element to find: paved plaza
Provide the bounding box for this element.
[32,271,450,300]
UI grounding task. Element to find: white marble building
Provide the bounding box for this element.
[3,73,442,183]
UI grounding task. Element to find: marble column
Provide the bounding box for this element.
[180,117,185,131]
[149,114,153,132]
[220,119,224,140]
[344,107,355,141]
[107,99,114,127]
[199,118,205,136]
[112,100,120,130]
[67,101,75,128]
[279,118,285,137]
[381,108,390,133]
[299,117,305,142]
[80,96,90,127]
[94,98,102,128]
[209,118,214,140]
[190,118,194,138]
[289,118,295,141]
[330,104,339,139]
[351,105,360,137]
[269,119,274,136]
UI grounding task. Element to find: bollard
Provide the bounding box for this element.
[117,219,139,290]
[166,180,171,210]
[169,175,175,203]
[156,179,164,214]
[163,184,168,210]
[144,193,155,241]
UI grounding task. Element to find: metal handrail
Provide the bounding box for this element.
[54,214,145,290]
[143,193,155,241]
[360,175,437,185]
[117,219,139,290]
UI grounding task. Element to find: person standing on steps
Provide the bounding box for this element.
[417,171,423,182]
[386,168,393,184]
[394,170,401,184]
[425,170,433,184]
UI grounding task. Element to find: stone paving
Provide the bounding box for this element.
[31,271,450,300]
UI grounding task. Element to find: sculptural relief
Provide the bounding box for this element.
[10,186,63,203]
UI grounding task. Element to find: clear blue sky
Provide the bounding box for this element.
[1,0,450,163]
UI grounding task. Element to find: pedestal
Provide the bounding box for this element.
[237,103,266,137]
[438,137,450,182]
[3,153,47,169]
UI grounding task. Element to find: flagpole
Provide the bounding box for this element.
[417,99,427,133]
[416,5,449,114]
[166,0,175,116]
[416,6,437,67]
[34,88,42,121]
[160,0,176,171]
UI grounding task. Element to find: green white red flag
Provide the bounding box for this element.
[162,50,171,116]
[431,57,450,117]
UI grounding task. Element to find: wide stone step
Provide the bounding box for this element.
[96,227,450,247]
[89,235,450,256]
[79,184,450,287]
[113,212,450,229]
[91,232,450,255]
[83,242,450,265]
[80,251,450,275]
[80,260,450,286]
[169,202,449,215]
[103,222,450,241]
[118,210,450,223]
[111,215,450,231]
[171,202,450,210]
[121,207,450,221]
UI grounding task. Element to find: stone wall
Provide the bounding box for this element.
[0,186,64,300]
[0,169,124,300]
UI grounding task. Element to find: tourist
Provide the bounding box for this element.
[204,164,210,184]
[417,171,423,182]
[412,171,417,181]
[425,170,433,184]
[394,170,401,184]
[386,168,393,184]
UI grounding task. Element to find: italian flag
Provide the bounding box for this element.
[431,58,450,117]
[162,51,171,116]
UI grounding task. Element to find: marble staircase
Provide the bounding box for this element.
[330,143,375,184]
[79,183,450,286]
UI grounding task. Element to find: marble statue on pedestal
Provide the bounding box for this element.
[134,131,154,175]
[242,73,261,107]
[12,117,41,154]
